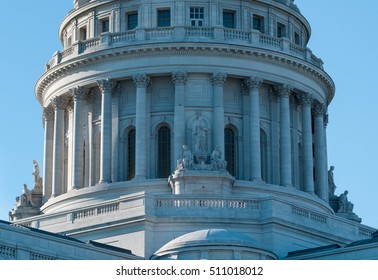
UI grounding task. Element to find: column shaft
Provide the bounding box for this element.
[51,96,66,197]
[246,77,263,181]
[313,103,328,201]
[278,85,293,187]
[301,94,315,193]
[133,74,150,179]
[172,72,187,165]
[97,79,114,184]
[212,73,227,157]
[42,107,54,202]
[71,87,86,189]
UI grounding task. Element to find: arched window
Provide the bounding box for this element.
[225,126,236,176]
[260,129,268,183]
[127,128,136,180]
[157,125,171,178]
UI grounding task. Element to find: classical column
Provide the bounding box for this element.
[71,86,86,189]
[133,73,150,180]
[42,106,54,202]
[97,79,116,184]
[51,96,67,197]
[112,85,121,183]
[301,93,315,194]
[244,76,263,181]
[211,73,227,157]
[278,84,293,187]
[172,72,187,164]
[313,102,328,201]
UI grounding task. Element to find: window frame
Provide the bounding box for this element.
[252,15,264,33]
[223,9,236,29]
[190,7,205,27]
[157,124,171,178]
[157,8,171,27]
[126,11,138,30]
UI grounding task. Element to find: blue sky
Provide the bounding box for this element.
[0,1,377,229]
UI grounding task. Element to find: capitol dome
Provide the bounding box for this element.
[8,0,375,260]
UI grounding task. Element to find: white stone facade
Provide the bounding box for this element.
[6,0,377,260]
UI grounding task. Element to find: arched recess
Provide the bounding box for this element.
[122,126,136,181]
[156,124,171,178]
[224,125,238,177]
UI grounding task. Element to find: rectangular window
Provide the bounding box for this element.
[127,12,138,30]
[190,7,204,27]
[277,22,286,38]
[157,9,171,27]
[79,26,87,41]
[101,18,110,33]
[253,15,264,33]
[294,32,300,45]
[223,10,235,29]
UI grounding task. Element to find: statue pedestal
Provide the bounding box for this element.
[336,212,362,223]
[9,206,40,222]
[169,170,235,195]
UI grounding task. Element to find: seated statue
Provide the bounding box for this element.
[176,145,194,170]
[15,184,34,208]
[211,146,226,171]
[338,190,354,213]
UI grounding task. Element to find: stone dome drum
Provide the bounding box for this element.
[9,0,375,260]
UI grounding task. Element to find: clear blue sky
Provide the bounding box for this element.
[0,1,377,229]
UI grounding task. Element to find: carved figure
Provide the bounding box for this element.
[32,160,43,190]
[338,190,354,213]
[211,146,226,171]
[177,145,194,170]
[192,113,208,152]
[16,184,34,207]
[328,166,336,195]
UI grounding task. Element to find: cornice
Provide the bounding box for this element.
[35,43,335,106]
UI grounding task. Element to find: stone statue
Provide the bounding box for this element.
[192,112,208,152]
[328,166,336,196]
[32,160,43,190]
[338,190,354,213]
[177,145,194,170]
[16,184,34,207]
[211,146,226,171]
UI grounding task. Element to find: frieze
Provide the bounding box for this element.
[36,46,335,107]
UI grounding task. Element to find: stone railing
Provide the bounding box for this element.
[0,245,16,259]
[291,205,327,224]
[358,226,375,237]
[46,26,324,70]
[155,197,260,210]
[73,202,120,221]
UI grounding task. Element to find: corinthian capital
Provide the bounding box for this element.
[211,73,227,87]
[51,95,69,110]
[133,73,150,88]
[43,106,55,122]
[172,72,187,86]
[244,76,263,91]
[277,84,293,98]
[70,86,88,101]
[97,79,117,94]
[300,92,312,106]
[312,102,326,117]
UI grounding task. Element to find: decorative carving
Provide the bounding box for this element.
[51,95,69,110]
[301,92,312,106]
[338,190,354,213]
[32,160,43,190]
[70,86,87,101]
[97,79,117,94]
[15,184,35,207]
[277,84,293,98]
[43,106,54,122]
[328,166,336,196]
[244,76,263,91]
[211,146,227,171]
[176,145,194,171]
[312,102,325,117]
[132,73,150,88]
[211,72,227,87]
[192,112,208,153]
[172,72,187,86]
